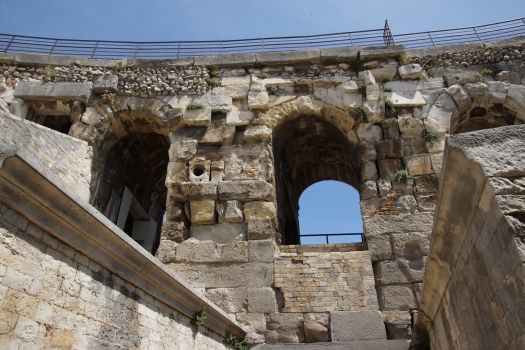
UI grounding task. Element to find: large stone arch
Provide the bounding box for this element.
[253,96,362,243]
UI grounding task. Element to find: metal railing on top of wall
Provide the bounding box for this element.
[0,18,524,60]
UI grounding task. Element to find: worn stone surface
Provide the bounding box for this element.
[190,222,246,244]
[330,310,387,341]
[14,81,93,103]
[218,181,275,202]
[266,313,305,344]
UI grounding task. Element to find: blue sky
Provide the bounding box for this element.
[1,1,522,243]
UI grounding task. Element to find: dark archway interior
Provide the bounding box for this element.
[89,107,170,255]
[273,115,359,245]
[453,103,520,134]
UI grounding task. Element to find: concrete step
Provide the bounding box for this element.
[252,339,410,350]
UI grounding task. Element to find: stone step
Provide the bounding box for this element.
[252,339,410,350]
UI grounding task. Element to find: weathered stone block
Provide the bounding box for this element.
[361,181,378,200]
[266,313,305,344]
[505,84,525,122]
[398,64,422,80]
[244,201,276,221]
[248,288,278,313]
[226,110,254,126]
[304,313,330,343]
[170,182,217,201]
[377,179,392,196]
[373,258,426,286]
[360,197,381,215]
[160,221,187,243]
[362,100,386,124]
[394,194,418,214]
[176,240,248,263]
[403,138,426,157]
[359,70,376,85]
[168,262,273,288]
[378,159,403,180]
[247,218,277,240]
[358,141,377,162]
[169,140,198,161]
[248,91,269,110]
[391,232,431,260]
[244,125,271,143]
[93,74,118,93]
[387,91,426,107]
[218,180,275,202]
[414,174,438,193]
[190,222,246,244]
[330,310,386,341]
[166,161,187,184]
[183,106,212,127]
[356,123,383,142]
[189,200,215,225]
[248,240,275,263]
[205,288,248,313]
[364,213,434,237]
[237,313,267,344]
[382,118,400,139]
[368,236,393,262]
[415,193,437,212]
[397,114,423,139]
[361,161,379,181]
[383,311,412,339]
[404,154,432,176]
[376,139,403,160]
[216,200,244,223]
[342,93,363,109]
[369,66,397,82]
[366,84,380,101]
[377,285,417,311]
[155,240,178,263]
[14,81,93,103]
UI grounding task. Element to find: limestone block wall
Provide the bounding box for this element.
[0,111,92,201]
[0,203,226,349]
[420,125,525,349]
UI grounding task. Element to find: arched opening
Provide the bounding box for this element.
[273,115,359,245]
[298,180,363,244]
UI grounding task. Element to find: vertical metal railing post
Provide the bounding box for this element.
[91,41,99,59]
[176,43,181,58]
[349,33,354,47]
[473,27,483,42]
[220,41,223,55]
[428,32,436,46]
[262,38,265,52]
[49,39,58,54]
[133,43,140,59]
[4,35,15,53]
[304,37,308,50]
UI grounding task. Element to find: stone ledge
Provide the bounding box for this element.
[252,339,410,350]
[0,143,244,339]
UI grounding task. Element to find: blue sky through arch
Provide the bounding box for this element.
[298,180,363,245]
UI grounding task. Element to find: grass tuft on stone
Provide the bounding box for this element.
[186,101,205,110]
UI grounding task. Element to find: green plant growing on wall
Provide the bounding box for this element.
[206,77,219,87]
[383,87,392,92]
[347,57,368,75]
[398,53,412,65]
[379,92,396,114]
[422,129,439,144]
[442,72,450,87]
[45,65,56,77]
[190,308,207,327]
[358,107,368,122]
[394,168,413,182]
[414,326,431,350]
[313,70,321,77]
[253,62,267,70]
[480,68,494,75]
[267,86,282,96]
[186,101,205,110]
[420,72,428,80]
[223,333,250,350]
[115,62,127,71]
[257,73,266,79]
[208,66,220,78]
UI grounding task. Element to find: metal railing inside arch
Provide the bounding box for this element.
[0,17,524,60]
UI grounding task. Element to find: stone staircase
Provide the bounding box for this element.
[253,310,410,350]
